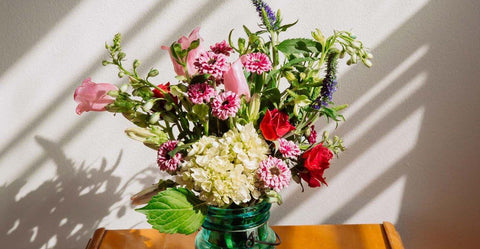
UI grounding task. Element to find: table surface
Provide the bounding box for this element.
[85,222,405,249]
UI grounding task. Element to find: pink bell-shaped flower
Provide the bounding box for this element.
[224,59,250,101]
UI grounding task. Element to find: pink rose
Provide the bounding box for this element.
[161,27,205,77]
[73,78,118,115]
[223,59,250,101]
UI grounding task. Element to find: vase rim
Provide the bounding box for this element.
[207,201,271,212]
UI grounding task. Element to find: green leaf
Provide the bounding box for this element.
[136,188,207,235]
[243,25,252,36]
[238,37,246,52]
[192,104,209,121]
[132,86,154,100]
[293,95,312,116]
[265,190,283,205]
[320,106,345,123]
[263,88,281,104]
[277,38,323,55]
[106,93,136,113]
[189,39,200,50]
[278,20,298,32]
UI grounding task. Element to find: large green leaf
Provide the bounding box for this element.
[277,38,323,55]
[136,188,207,235]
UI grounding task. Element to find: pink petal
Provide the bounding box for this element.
[224,59,250,101]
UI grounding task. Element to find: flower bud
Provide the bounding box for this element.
[351,41,361,49]
[120,83,129,92]
[102,60,109,66]
[311,28,326,45]
[118,71,124,78]
[305,127,311,137]
[364,59,373,68]
[351,54,357,63]
[149,112,161,124]
[125,127,155,142]
[366,52,373,59]
[322,130,329,140]
[164,103,173,112]
[247,94,261,122]
[300,72,306,80]
[133,59,140,68]
[107,90,119,97]
[148,69,159,77]
[284,71,296,82]
[128,76,139,84]
[333,136,339,143]
[118,52,126,60]
[142,99,155,111]
[346,46,354,55]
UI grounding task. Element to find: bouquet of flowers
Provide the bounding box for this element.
[74,0,371,235]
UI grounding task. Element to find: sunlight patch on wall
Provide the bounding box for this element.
[344,175,407,224]
[367,0,430,48]
[319,107,425,223]
[275,106,425,225]
[343,71,427,144]
[325,45,429,134]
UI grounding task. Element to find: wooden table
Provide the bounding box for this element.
[85,222,405,249]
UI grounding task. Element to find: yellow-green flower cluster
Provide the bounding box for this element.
[178,123,269,206]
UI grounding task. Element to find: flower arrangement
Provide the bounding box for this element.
[74,0,372,235]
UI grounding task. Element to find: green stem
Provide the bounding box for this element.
[164,121,175,140]
[204,117,209,136]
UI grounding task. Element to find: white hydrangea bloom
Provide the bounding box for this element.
[178,123,269,206]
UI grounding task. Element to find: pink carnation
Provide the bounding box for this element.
[157,140,182,172]
[211,91,240,120]
[278,138,301,159]
[188,83,216,104]
[242,53,272,74]
[308,125,317,144]
[194,51,229,79]
[257,156,291,191]
[210,40,233,56]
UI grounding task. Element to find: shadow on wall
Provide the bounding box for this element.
[272,1,480,249]
[0,0,226,178]
[0,137,157,249]
[0,1,228,249]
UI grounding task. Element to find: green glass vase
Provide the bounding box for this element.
[195,202,279,249]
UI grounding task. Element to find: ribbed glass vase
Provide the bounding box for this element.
[195,202,278,249]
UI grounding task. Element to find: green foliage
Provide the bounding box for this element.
[191,104,209,121]
[132,86,154,100]
[136,188,207,235]
[265,190,283,205]
[277,38,322,55]
[262,88,281,109]
[278,20,298,32]
[321,131,346,156]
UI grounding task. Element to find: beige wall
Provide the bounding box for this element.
[1,1,479,248]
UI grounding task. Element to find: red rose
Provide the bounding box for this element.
[300,143,333,187]
[259,109,296,141]
[153,83,171,98]
[153,83,178,104]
